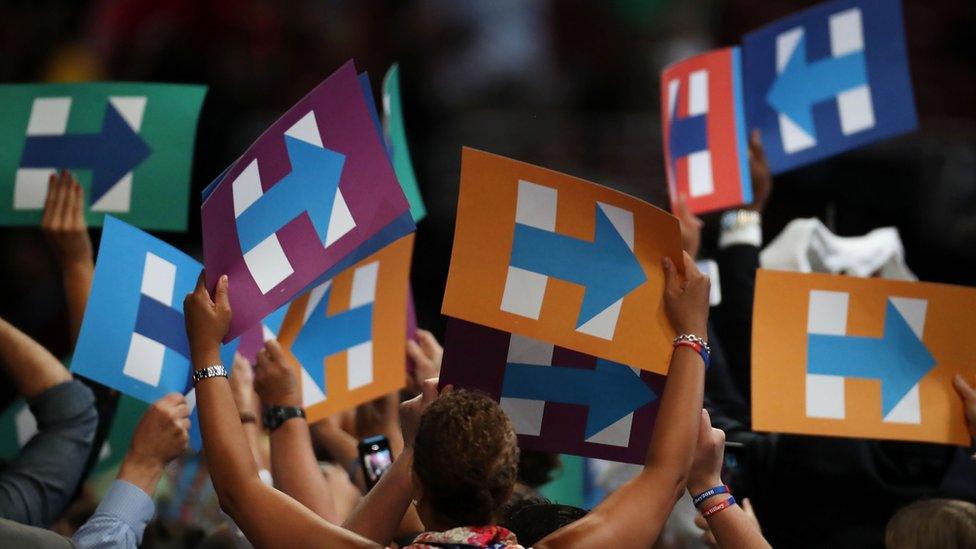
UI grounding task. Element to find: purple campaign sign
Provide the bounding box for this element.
[202,60,413,341]
[439,319,665,464]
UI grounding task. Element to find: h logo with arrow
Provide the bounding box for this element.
[666,69,712,199]
[501,180,646,341]
[767,7,873,153]
[232,111,354,295]
[16,96,151,213]
[805,290,934,424]
[291,262,378,408]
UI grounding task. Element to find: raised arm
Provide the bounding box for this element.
[254,340,338,522]
[183,274,378,548]
[538,252,710,549]
[343,380,441,545]
[687,410,771,549]
[74,393,190,549]
[41,170,94,346]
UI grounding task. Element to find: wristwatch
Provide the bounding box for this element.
[192,364,228,386]
[263,405,306,431]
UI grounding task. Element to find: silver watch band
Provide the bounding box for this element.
[192,364,228,386]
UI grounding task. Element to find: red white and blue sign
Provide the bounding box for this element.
[741,0,917,174]
[661,47,751,214]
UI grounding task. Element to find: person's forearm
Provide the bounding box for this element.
[62,261,93,347]
[118,456,165,497]
[343,447,415,545]
[0,317,71,399]
[644,346,706,483]
[192,344,264,516]
[700,505,771,549]
[271,419,339,522]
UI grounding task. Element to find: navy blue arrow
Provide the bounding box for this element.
[235,136,346,254]
[20,103,152,203]
[808,300,935,417]
[766,34,868,137]
[501,358,657,439]
[291,286,373,392]
[668,112,708,169]
[509,204,646,329]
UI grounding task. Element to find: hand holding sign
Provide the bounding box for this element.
[254,340,302,408]
[663,253,711,338]
[953,374,976,442]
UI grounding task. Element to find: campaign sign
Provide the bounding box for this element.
[277,235,413,423]
[201,60,414,341]
[0,82,206,230]
[442,148,682,374]
[661,48,752,214]
[382,64,427,222]
[72,217,238,449]
[752,270,976,445]
[439,319,664,464]
[742,0,917,173]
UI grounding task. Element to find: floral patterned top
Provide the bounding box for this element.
[406,525,525,549]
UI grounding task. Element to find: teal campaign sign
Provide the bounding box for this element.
[0,82,206,231]
[382,64,427,222]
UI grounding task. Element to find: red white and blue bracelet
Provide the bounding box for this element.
[673,334,710,368]
[692,484,736,518]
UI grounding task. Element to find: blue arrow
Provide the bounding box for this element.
[20,103,152,203]
[807,300,935,417]
[501,358,657,439]
[235,135,346,253]
[766,34,868,137]
[510,205,646,328]
[291,286,373,391]
[668,112,708,168]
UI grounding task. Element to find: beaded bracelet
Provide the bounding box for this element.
[701,496,737,519]
[692,484,731,507]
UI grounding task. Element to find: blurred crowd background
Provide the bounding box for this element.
[0,0,974,465]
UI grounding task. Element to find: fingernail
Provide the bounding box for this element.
[220,275,228,283]
[662,257,672,270]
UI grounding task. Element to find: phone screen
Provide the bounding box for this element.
[358,436,393,490]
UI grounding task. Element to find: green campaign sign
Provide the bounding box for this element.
[0,82,206,231]
[382,64,426,222]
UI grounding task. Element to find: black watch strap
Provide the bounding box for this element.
[263,406,306,431]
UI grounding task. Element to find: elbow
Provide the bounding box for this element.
[214,484,246,520]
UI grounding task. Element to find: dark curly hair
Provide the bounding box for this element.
[413,390,520,526]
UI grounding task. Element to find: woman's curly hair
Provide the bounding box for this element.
[413,389,520,526]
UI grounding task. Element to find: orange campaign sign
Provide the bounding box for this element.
[277,235,413,422]
[442,148,683,374]
[752,270,976,445]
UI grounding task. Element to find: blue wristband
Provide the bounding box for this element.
[692,484,730,507]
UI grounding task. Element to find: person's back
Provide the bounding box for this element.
[886,499,976,549]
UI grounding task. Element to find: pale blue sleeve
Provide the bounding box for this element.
[72,480,155,549]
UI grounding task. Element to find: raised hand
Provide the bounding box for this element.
[676,195,704,259]
[952,374,976,441]
[747,130,772,214]
[406,329,443,393]
[662,252,710,337]
[254,340,302,407]
[400,378,447,447]
[41,169,92,269]
[119,393,190,496]
[184,273,232,363]
[688,409,726,497]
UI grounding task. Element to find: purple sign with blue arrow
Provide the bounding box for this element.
[201,61,414,341]
[439,318,665,464]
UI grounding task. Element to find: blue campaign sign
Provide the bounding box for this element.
[742,0,917,173]
[72,216,237,449]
